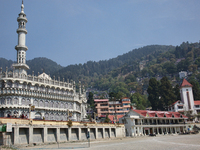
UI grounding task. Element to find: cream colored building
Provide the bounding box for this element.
[0,1,87,121]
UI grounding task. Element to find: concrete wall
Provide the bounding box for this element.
[0,118,125,146]
[98,128,103,139]
[60,128,68,142]
[81,128,87,140]
[47,128,56,142]
[19,128,29,144]
[33,128,43,143]
[90,128,96,139]
[71,128,78,141]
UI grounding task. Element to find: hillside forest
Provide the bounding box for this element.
[1,41,200,110]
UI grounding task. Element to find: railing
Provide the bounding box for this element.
[0,72,73,88]
[135,122,185,125]
[0,88,81,102]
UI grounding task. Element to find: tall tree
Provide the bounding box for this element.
[147,78,160,110]
[159,76,176,110]
[173,84,181,100]
[190,81,200,100]
[87,92,94,108]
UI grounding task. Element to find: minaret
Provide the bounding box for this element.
[13,0,29,75]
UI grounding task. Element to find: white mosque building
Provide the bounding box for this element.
[0,1,87,121]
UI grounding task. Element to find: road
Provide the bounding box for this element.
[20,134,200,150]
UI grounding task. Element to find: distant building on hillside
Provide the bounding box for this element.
[179,71,187,79]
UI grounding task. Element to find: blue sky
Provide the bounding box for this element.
[0,0,200,66]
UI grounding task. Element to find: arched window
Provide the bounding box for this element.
[13,98,19,105]
[35,112,42,119]
[45,113,49,120]
[7,97,12,105]
[22,82,27,89]
[27,99,31,105]
[14,81,19,88]
[39,100,44,107]
[45,101,48,107]
[33,99,38,107]
[49,101,53,108]
[21,98,26,105]
[7,81,12,88]
[27,83,31,90]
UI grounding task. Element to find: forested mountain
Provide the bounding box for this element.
[2,42,200,110]
[26,57,63,75]
[53,45,174,85]
[0,57,63,75]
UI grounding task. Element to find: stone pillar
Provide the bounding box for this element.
[95,128,98,139]
[134,127,136,136]
[174,127,177,134]
[14,126,19,145]
[166,127,168,134]
[109,128,111,138]
[43,127,48,143]
[56,128,60,142]
[148,128,150,135]
[103,128,105,139]
[161,127,163,135]
[157,127,159,135]
[68,128,71,141]
[78,128,81,141]
[29,127,33,144]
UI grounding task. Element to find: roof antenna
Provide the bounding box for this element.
[22,0,23,4]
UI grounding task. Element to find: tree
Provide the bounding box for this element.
[159,76,176,110]
[147,78,160,110]
[87,92,94,108]
[130,93,150,110]
[190,81,200,100]
[173,84,181,100]
[104,114,111,123]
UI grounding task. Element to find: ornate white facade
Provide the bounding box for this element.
[0,1,87,121]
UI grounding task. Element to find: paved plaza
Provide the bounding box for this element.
[19,134,200,150]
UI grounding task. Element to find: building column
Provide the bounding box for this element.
[103,128,105,139]
[152,127,154,134]
[29,126,33,144]
[68,128,71,141]
[78,128,81,141]
[157,127,159,135]
[161,127,163,135]
[148,128,150,135]
[134,127,136,136]
[95,128,98,139]
[14,126,19,145]
[57,128,60,142]
[174,127,177,134]
[43,127,48,143]
[109,128,111,138]
[166,127,168,134]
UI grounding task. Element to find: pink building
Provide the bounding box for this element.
[94,97,131,122]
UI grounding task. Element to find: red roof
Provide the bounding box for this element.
[108,115,124,122]
[180,78,193,87]
[132,109,187,119]
[194,101,200,105]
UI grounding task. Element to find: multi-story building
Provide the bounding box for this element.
[0,1,87,121]
[94,97,131,121]
[119,109,188,136]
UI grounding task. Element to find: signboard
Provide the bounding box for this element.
[6,123,12,132]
